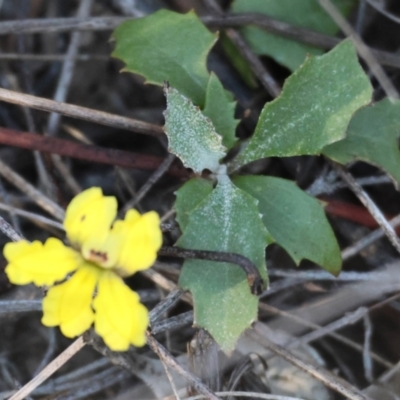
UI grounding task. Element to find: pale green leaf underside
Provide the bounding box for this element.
[203,73,239,150]
[232,40,372,170]
[178,177,270,352]
[234,176,341,274]
[175,178,213,231]
[164,87,227,173]
[231,0,356,71]
[323,99,400,187]
[112,9,217,106]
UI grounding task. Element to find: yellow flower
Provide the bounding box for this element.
[3,187,162,351]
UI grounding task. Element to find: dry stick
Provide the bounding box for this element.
[363,313,373,382]
[224,29,281,97]
[207,13,400,68]
[149,288,185,324]
[248,328,372,400]
[160,359,182,400]
[146,333,221,400]
[8,336,86,400]
[13,63,54,204]
[1,15,400,69]
[185,392,305,400]
[318,0,399,100]
[151,311,194,335]
[332,162,400,255]
[286,307,368,350]
[0,215,23,241]
[0,53,108,61]
[267,269,384,281]
[0,202,64,230]
[0,158,65,220]
[0,128,185,177]
[364,0,400,25]
[202,0,281,97]
[342,213,400,260]
[0,300,42,313]
[121,153,176,215]
[46,0,93,195]
[0,16,128,34]
[0,88,164,137]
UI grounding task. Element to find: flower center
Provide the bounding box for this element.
[87,249,108,265]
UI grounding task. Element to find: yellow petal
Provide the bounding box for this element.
[64,187,117,251]
[112,210,162,276]
[93,271,149,351]
[4,238,81,286]
[42,263,101,338]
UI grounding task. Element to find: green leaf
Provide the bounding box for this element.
[112,9,217,106]
[175,178,214,231]
[203,73,239,150]
[234,176,341,275]
[231,0,356,71]
[164,87,227,173]
[178,176,270,352]
[232,40,372,170]
[323,99,400,187]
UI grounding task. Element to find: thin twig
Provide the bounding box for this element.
[342,213,400,260]
[268,269,384,281]
[0,215,23,241]
[259,302,392,368]
[0,53,108,61]
[0,16,128,34]
[185,392,305,400]
[8,337,86,400]
[151,311,194,335]
[224,29,281,97]
[317,0,399,100]
[1,15,399,68]
[363,313,373,382]
[46,0,92,138]
[287,307,368,349]
[149,288,185,324]
[202,0,281,97]
[121,153,176,215]
[248,328,372,400]
[0,158,65,220]
[158,246,264,295]
[332,162,400,254]
[146,333,221,400]
[12,51,55,201]
[0,127,185,177]
[34,328,57,376]
[0,300,41,313]
[0,88,164,137]
[45,0,93,195]
[365,0,400,25]
[159,358,182,400]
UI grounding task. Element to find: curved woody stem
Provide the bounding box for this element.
[158,246,264,295]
